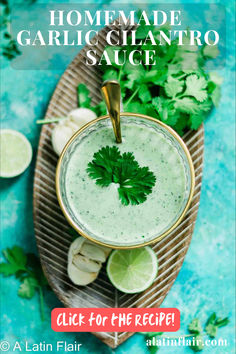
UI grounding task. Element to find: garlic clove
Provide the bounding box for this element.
[68,236,86,263]
[80,242,107,262]
[51,124,74,156]
[82,239,112,258]
[73,254,102,273]
[68,262,98,285]
[95,245,112,258]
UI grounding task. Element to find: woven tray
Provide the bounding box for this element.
[33,23,204,348]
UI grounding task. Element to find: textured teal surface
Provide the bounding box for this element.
[0,0,235,353]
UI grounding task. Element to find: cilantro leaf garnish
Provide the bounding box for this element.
[87,146,122,187]
[87,146,156,206]
[0,246,49,321]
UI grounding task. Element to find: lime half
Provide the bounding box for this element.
[107,247,158,294]
[0,129,32,178]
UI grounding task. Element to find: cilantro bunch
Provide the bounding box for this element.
[87,146,156,205]
[78,23,222,136]
[0,246,49,321]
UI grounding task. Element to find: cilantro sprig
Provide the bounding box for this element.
[0,246,49,321]
[77,23,222,136]
[87,146,156,206]
[144,313,229,353]
[1,0,37,60]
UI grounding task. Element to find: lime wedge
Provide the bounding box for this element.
[107,247,158,294]
[0,129,32,178]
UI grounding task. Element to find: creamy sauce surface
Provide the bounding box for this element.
[65,121,187,245]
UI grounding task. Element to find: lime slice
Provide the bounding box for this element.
[107,247,158,294]
[0,129,32,178]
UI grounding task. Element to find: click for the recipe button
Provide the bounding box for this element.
[51,308,180,332]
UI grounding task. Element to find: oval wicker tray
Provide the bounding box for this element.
[33,22,204,348]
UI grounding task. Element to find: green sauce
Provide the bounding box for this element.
[65,119,187,246]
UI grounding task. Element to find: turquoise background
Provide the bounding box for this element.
[0,0,235,353]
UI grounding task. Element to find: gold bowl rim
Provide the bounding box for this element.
[55,112,195,249]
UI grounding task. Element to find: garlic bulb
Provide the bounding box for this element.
[51,108,97,156]
[67,236,111,286]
